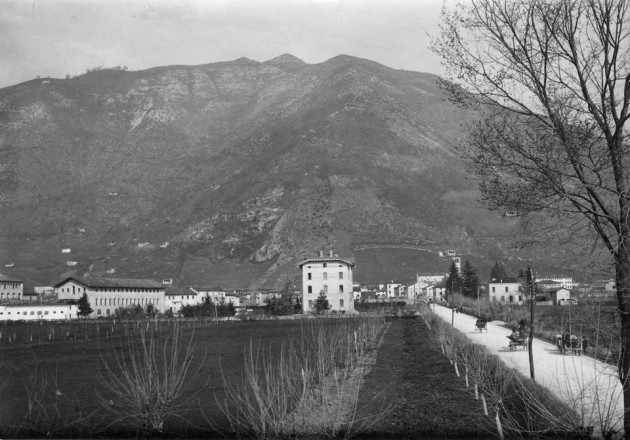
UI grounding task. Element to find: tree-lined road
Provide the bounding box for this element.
[432,304,624,438]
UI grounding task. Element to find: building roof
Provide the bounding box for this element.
[488,278,520,284]
[0,273,23,283]
[54,276,164,289]
[165,286,193,296]
[298,257,355,268]
[189,286,225,292]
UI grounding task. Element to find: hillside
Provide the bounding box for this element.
[0,54,538,289]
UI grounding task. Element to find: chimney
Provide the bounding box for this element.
[319,250,324,258]
[329,249,334,257]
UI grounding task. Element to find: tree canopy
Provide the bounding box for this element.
[461,259,480,297]
[77,293,93,318]
[446,260,461,298]
[314,291,331,313]
[490,261,508,281]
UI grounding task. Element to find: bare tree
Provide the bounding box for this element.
[433,0,630,433]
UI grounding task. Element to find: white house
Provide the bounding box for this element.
[164,287,201,314]
[550,288,574,305]
[423,283,447,302]
[487,279,522,303]
[54,276,165,318]
[189,287,227,303]
[299,250,355,313]
[0,274,24,302]
[386,283,403,298]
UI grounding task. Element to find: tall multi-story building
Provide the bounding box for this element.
[299,250,355,313]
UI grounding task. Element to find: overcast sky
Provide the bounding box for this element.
[0,0,447,89]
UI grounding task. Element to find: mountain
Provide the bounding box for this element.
[0,54,532,289]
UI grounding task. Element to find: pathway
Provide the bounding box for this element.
[431,304,624,437]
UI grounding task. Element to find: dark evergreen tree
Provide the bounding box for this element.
[445,263,459,300]
[77,293,93,318]
[146,303,156,318]
[446,260,461,299]
[490,261,508,281]
[314,290,331,313]
[461,259,480,297]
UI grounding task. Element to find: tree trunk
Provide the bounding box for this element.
[617,242,630,435]
[529,292,535,381]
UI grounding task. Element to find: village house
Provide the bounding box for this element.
[189,286,226,303]
[0,274,24,302]
[386,282,403,298]
[549,287,574,305]
[54,276,165,318]
[164,287,200,314]
[487,278,522,303]
[423,283,447,302]
[299,250,355,313]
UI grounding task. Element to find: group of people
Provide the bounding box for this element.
[562,328,588,353]
[507,319,527,342]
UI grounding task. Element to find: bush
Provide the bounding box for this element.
[181,297,236,318]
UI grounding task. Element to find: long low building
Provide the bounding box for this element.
[0,302,78,321]
[54,276,165,318]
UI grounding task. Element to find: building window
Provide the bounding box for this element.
[323,263,327,268]
[308,300,313,308]
[340,299,344,307]
[308,286,312,293]
[492,287,496,293]
[323,285,328,293]
[505,287,509,293]
[339,285,344,293]
[37,311,41,315]
[339,272,343,279]
[323,272,327,280]
[308,273,312,280]
[44,311,49,315]
[97,309,101,315]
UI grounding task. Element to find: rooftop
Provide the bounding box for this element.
[54,276,164,289]
[298,257,355,268]
[0,273,23,283]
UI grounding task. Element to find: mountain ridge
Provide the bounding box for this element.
[0,54,531,289]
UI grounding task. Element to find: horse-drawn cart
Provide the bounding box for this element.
[555,334,582,356]
[475,318,488,332]
[508,336,529,351]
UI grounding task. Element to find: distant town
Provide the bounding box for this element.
[0,249,615,321]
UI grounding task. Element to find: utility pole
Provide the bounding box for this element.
[528,267,535,381]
